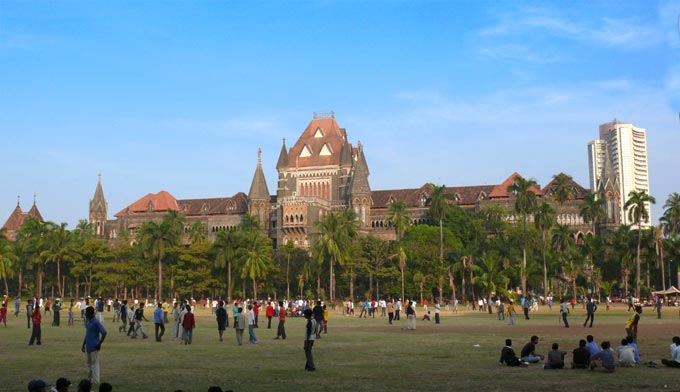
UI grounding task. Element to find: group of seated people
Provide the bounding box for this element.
[500,334,680,371]
[27,378,112,392]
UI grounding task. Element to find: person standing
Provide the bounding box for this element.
[232,301,239,329]
[235,307,245,345]
[322,304,328,334]
[559,298,570,328]
[215,301,227,342]
[247,304,258,344]
[0,301,7,327]
[394,298,402,321]
[14,296,20,317]
[522,296,531,320]
[52,299,61,326]
[26,298,34,329]
[656,296,663,319]
[68,299,75,326]
[312,301,324,338]
[45,298,51,316]
[132,302,148,339]
[253,301,259,328]
[506,299,516,325]
[406,300,416,330]
[386,299,395,325]
[29,306,42,345]
[265,302,275,329]
[583,297,597,327]
[170,302,180,338]
[275,301,286,339]
[95,298,104,322]
[627,294,635,312]
[434,299,441,324]
[181,306,195,345]
[625,305,642,342]
[118,300,127,332]
[82,306,106,385]
[153,303,164,342]
[303,308,317,371]
[162,299,170,324]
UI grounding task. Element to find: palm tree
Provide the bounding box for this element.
[413,272,427,304]
[279,240,296,300]
[312,209,358,303]
[507,175,539,296]
[662,193,680,236]
[388,200,411,240]
[625,191,656,298]
[237,231,271,299]
[474,254,509,296]
[609,225,634,298]
[212,229,238,302]
[17,217,49,298]
[655,224,667,292]
[580,193,606,235]
[360,236,390,300]
[0,230,17,295]
[138,212,184,300]
[550,173,574,204]
[428,183,454,303]
[552,223,576,297]
[188,221,207,245]
[397,246,407,301]
[41,222,74,298]
[534,201,555,298]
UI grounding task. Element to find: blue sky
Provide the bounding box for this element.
[1,0,679,228]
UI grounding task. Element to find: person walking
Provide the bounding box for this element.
[215,301,227,342]
[247,304,258,344]
[235,307,245,345]
[303,308,317,371]
[181,306,195,345]
[132,302,148,339]
[29,306,42,345]
[82,306,106,385]
[312,301,324,338]
[434,300,441,324]
[625,305,642,343]
[153,303,164,342]
[265,302,275,329]
[386,299,395,325]
[275,301,286,339]
[560,298,570,328]
[118,300,128,332]
[14,296,20,317]
[583,297,597,327]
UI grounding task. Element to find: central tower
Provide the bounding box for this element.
[274,112,371,248]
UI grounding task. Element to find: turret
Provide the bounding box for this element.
[89,173,108,237]
[248,148,271,230]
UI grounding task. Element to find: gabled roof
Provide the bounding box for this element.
[286,117,350,169]
[349,143,371,196]
[114,191,179,217]
[488,173,543,199]
[2,205,26,232]
[249,149,271,200]
[276,139,289,170]
[177,193,249,216]
[372,183,496,209]
[542,176,590,201]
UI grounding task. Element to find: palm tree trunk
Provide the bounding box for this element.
[522,215,527,296]
[57,257,63,298]
[329,256,335,303]
[227,261,232,303]
[3,275,8,297]
[636,226,642,298]
[661,240,666,291]
[286,255,290,300]
[18,270,23,297]
[36,265,43,298]
[542,231,548,298]
[158,254,163,301]
[253,279,257,300]
[400,266,404,302]
[350,268,354,303]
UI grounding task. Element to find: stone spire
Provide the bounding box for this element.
[248,148,271,200]
[339,137,353,168]
[276,138,289,170]
[349,141,371,195]
[89,173,108,237]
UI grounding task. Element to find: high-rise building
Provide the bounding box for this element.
[588,120,651,228]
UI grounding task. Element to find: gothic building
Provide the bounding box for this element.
[80,113,592,247]
[1,195,43,240]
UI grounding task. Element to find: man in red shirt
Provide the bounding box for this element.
[265,302,275,329]
[253,301,259,328]
[0,302,7,327]
[182,307,195,345]
[29,307,42,345]
[275,301,286,339]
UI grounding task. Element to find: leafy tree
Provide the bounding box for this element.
[41,222,75,298]
[0,230,17,295]
[16,217,49,298]
[138,211,184,300]
[358,235,391,300]
[534,201,555,298]
[507,175,539,296]
[388,200,411,240]
[624,191,656,298]
[580,193,606,235]
[212,229,239,302]
[552,223,576,297]
[237,231,272,299]
[77,238,112,297]
[279,240,296,300]
[608,225,634,298]
[188,221,208,245]
[474,252,509,296]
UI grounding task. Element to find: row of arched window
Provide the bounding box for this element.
[370,218,428,229]
[284,214,305,224]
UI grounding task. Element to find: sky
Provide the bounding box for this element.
[1,0,679,229]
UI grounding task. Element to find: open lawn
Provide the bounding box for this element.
[2,303,680,392]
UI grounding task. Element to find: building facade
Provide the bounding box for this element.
[588,120,651,228]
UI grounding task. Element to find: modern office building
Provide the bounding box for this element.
[588,120,651,228]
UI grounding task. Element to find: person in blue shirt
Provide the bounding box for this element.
[585,335,600,357]
[626,336,640,363]
[82,306,107,385]
[154,303,165,342]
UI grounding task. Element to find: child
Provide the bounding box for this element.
[544,343,566,369]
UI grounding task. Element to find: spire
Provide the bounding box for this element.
[16,195,20,207]
[276,138,289,170]
[339,137,353,167]
[33,192,36,206]
[248,148,270,200]
[349,141,371,195]
[27,195,43,221]
[90,173,108,222]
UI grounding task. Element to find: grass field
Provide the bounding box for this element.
[3,303,680,392]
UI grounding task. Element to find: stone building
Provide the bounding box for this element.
[83,113,592,247]
[1,195,43,240]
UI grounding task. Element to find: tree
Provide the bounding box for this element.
[427,183,455,303]
[388,200,411,240]
[41,222,75,298]
[608,225,634,298]
[212,229,238,303]
[77,238,112,297]
[312,209,358,303]
[279,240,296,300]
[359,235,390,300]
[580,193,606,235]
[550,173,574,204]
[551,224,577,297]
[188,221,207,245]
[237,231,272,299]
[138,211,184,300]
[534,201,555,298]
[473,253,509,296]
[507,175,538,296]
[16,217,49,298]
[0,230,17,295]
[662,193,680,236]
[624,191,656,298]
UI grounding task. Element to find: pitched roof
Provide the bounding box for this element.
[286,117,350,169]
[488,172,543,199]
[2,205,26,231]
[542,176,590,201]
[114,191,179,217]
[371,183,496,209]
[349,143,371,195]
[177,192,249,216]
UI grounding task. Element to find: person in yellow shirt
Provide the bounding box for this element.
[506,300,516,325]
[323,304,329,334]
[161,299,171,324]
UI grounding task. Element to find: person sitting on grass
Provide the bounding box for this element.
[589,341,616,373]
[626,336,640,364]
[571,339,591,369]
[422,311,432,321]
[617,338,636,367]
[544,342,566,369]
[499,339,528,367]
[520,335,544,364]
[661,336,680,368]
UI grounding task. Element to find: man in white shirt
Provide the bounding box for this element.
[662,336,680,368]
[617,338,636,367]
[247,304,258,344]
